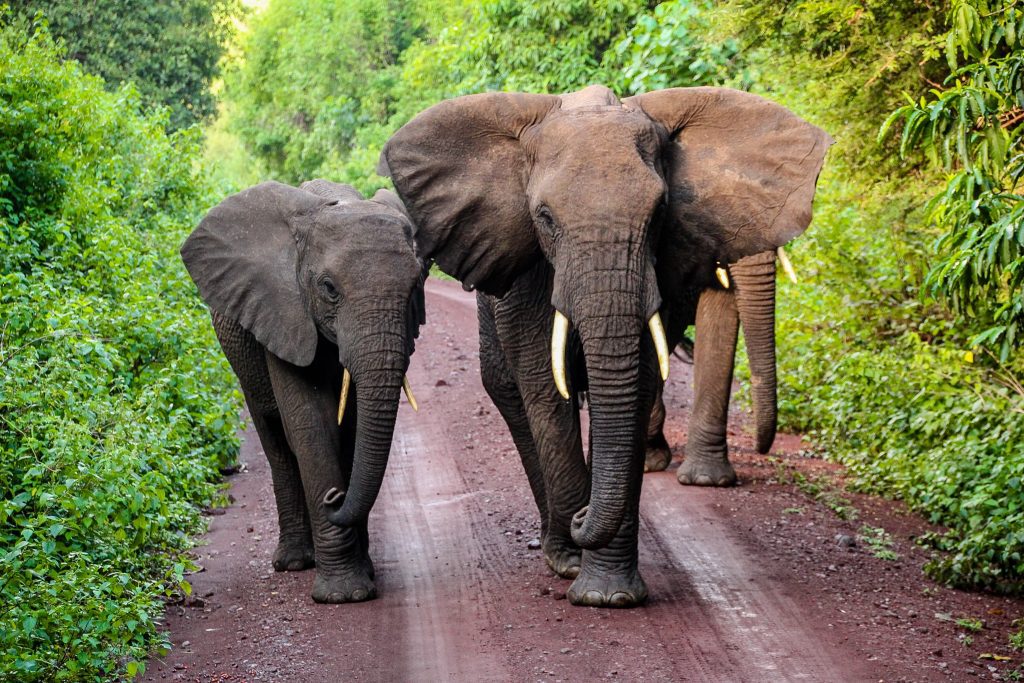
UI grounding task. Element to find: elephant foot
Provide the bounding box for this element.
[644,432,672,473]
[567,564,648,608]
[311,569,376,604]
[677,455,736,487]
[273,540,316,572]
[543,536,582,579]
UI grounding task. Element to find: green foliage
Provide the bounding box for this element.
[225,0,743,189]
[714,0,1024,593]
[882,0,1024,360]
[10,0,241,130]
[0,18,240,679]
[718,0,949,175]
[452,0,649,93]
[957,616,985,632]
[1011,628,1024,650]
[776,223,1024,590]
[859,525,900,561]
[608,0,750,94]
[225,0,425,184]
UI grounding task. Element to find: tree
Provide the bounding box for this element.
[226,0,423,182]
[883,0,1024,360]
[10,0,239,130]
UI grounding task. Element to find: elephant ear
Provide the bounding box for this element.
[625,87,833,262]
[180,181,325,367]
[377,92,560,296]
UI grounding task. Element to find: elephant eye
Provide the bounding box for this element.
[319,276,339,300]
[535,206,556,235]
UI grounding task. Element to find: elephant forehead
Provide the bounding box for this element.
[534,109,664,160]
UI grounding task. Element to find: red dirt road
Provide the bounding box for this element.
[145,280,1024,682]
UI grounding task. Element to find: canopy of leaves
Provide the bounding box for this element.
[225,0,746,189]
[9,0,239,130]
[0,16,240,679]
[883,0,1024,360]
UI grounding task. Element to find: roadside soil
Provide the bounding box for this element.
[144,279,1024,682]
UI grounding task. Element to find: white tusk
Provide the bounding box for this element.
[551,310,570,400]
[402,375,419,411]
[777,246,798,284]
[715,265,731,289]
[337,368,351,426]
[648,312,670,381]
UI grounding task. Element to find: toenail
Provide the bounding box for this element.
[609,592,632,607]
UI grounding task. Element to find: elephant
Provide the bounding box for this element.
[378,84,831,607]
[644,249,784,486]
[180,179,426,603]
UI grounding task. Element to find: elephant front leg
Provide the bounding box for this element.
[678,287,739,487]
[566,481,647,607]
[644,386,672,472]
[267,354,376,603]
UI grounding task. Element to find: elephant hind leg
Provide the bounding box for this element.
[678,288,738,487]
[477,293,581,579]
[250,411,316,572]
[212,312,315,570]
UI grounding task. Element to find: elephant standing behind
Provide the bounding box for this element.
[379,85,831,607]
[645,249,782,486]
[180,180,426,603]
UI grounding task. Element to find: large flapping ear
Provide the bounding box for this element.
[378,92,560,296]
[625,87,833,262]
[180,181,325,367]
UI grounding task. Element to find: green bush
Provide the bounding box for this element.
[771,167,1024,592]
[10,0,241,131]
[717,0,1024,592]
[0,17,241,680]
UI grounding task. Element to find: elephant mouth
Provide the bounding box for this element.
[550,310,670,399]
[336,369,419,425]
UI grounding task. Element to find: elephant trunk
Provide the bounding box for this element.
[731,251,778,454]
[324,322,407,528]
[564,262,654,550]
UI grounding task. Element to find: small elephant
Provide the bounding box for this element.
[180,179,426,603]
[645,249,782,486]
[379,85,830,607]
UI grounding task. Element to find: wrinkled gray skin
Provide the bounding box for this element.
[380,85,831,607]
[644,250,779,486]
[181,180,425,603]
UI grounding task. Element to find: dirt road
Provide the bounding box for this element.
[145,280,1024,682]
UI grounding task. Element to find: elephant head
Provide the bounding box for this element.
[379,85,831,548]
[180,180,426,528]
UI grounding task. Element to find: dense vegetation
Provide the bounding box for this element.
[8,0,239,130]
[1,0,1023,677]
[0,16,240,680]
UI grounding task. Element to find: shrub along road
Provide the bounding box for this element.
[144,280,1024,682]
